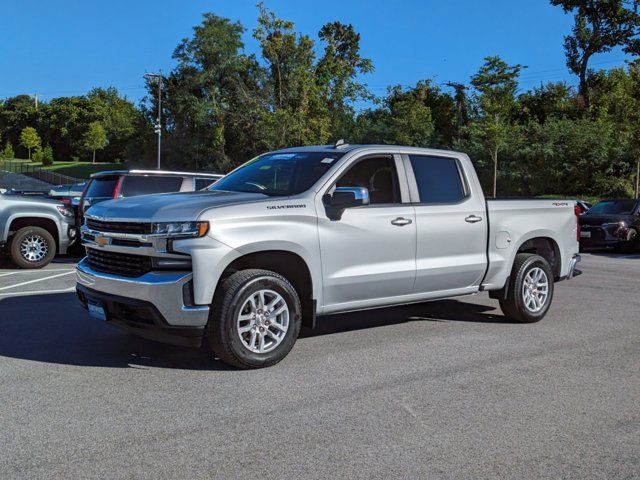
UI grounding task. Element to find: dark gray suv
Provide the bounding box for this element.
[79,170,223,218]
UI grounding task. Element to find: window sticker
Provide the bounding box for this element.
[321,157,336,164]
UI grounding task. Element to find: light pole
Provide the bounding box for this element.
[636,158,639,200]
[145,72,163,169]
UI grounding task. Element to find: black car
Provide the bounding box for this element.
[579,199,640,251]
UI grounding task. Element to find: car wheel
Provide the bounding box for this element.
[499,253,554,323]
[9,226,57,269]
[207,269,302,369]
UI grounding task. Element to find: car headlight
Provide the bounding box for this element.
[152,221,209,238]
[56,205,75,218]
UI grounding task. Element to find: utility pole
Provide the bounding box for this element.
[144,72,163,169]
[31,93,40,110]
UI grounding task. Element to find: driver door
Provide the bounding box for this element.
[316,154,416,312]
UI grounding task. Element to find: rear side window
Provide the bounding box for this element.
[120,176,183,197]
[409,155,466,204]
[85,177,118,198]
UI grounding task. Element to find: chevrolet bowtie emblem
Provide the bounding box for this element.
[94,235,110,247]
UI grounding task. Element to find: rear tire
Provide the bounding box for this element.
[499,253,554,323]
[9,226,56,269]
[207,269,302,369]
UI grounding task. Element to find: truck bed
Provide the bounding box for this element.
[482,199,579,290]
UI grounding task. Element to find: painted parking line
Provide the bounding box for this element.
[0,286,77,298]
[0,271,76,292]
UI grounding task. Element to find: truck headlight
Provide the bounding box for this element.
[152,221,209,238]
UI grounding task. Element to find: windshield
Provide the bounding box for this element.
[210,151,345,196]
[587,200,638,215]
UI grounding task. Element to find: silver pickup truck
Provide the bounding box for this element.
[76,145,581,368]
[1,192,77,268]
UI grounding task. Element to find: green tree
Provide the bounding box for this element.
[315,21,373,139]
[469,56,524,197]
[87,87,140,162]
[19,126,41,160]
[152,12,256,171]
[83,121,108,163]
[550,0,640,109]
[254,3,329,148]
[2,141,14,159]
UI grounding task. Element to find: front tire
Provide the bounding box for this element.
[9,226,56,269]
[207,269,302,369]
[499,253,554,323]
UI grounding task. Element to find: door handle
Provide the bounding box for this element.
[465,215,483,223]
[391,217,412,226]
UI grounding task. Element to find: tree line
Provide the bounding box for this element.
[1,0,639,198]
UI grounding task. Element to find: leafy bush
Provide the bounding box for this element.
[32,145,44,163]
[1,141,13,160]
[41,145,54,166]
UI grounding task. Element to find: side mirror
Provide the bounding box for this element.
[323,187,369,220]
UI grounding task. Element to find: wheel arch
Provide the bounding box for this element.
[515,236,561,277]
[8,216,60,251]
[216,249,316,328]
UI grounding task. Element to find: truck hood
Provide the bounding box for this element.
[0,193,63,206]
[580,214,635,226]
[85,190,269,222]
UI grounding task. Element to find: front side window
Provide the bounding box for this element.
[210,152,345,196]
[409,155,466,204]
[120,176,184,197]
[336,156,401,204]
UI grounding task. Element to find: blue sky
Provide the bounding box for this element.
[0,0,632,106]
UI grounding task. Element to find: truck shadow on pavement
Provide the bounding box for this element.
[0,293,508,370]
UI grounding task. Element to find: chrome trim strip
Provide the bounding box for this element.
[81,225,200,242]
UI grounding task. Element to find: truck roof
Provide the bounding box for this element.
[271,144,466,157]
[90,169,223,179]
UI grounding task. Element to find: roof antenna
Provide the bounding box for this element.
[334,139,348,149]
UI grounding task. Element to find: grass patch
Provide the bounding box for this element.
[4,159,123,179]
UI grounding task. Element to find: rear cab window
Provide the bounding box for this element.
[120,176,184,197]
[408,155,467,204]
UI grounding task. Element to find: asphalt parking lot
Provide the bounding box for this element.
[0,253,638,479]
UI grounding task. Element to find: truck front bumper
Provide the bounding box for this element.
[76,259,209,347]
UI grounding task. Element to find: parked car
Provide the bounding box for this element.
[576,200,592,214]
[579,199,640,251]
[76,144,581,369]
[49,182,87,199]
[0,190,77,268]
[79,170,223,219]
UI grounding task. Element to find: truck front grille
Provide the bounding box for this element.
[86,248,152,278]
[86,218,152,235]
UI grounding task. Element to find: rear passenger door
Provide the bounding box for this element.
[404,154,487,294]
